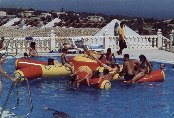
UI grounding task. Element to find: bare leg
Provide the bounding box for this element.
[132,72,145,83]
[77,74,91,87]
[64,63,74,74]
[116,76,125,81]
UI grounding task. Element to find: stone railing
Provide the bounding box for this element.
[4,37,51,54]
[169,30,174,52]
[3,29,171,55]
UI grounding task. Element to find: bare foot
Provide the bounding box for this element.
[124,80,132,84]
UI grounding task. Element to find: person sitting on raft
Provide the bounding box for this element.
[61,48,74,74]
[91,53,120,73]
[96,48,115,65]
[105,48,115,65]
[117,54,135,82]
[95,68,115,83]
[126,54,152,84]
[90,53,120,82]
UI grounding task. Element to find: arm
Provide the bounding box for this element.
[0,67,15,82]
[119,62,127,75]
[61,54,66,64]
[146,60,152,73]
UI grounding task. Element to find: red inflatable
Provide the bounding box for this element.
[137,69,165,83]
[16,58,47,69]
[14,65,43,81]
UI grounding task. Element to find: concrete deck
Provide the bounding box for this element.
[116,49,174,64]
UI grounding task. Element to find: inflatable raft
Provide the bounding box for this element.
[14,54,165,89]
[14,58,71,81]
[70,54,165,84]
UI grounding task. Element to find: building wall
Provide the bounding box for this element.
[0,11,7,17]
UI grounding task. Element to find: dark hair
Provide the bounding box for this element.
[110,62,116,68]
[99,54,105,60]
[83,46,88,51]
[30,42,36,49]
[124,54,129,59]
[92,70,100,78]
[107,48,111,53]
[120,21,125,27]
[48,58,55,65]
[139,54,146,60]
[103,68,110,75]
[62,48,68,52]
[24,52,28,57]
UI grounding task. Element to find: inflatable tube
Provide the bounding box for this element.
[14,63,71,81]
[14,65,43,81]
[41,64,71,78]
[75,66,111,89]
[15,58,47,69]
[137,69,165,83]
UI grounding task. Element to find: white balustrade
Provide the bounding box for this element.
[4,30,166,55]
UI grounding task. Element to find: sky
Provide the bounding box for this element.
[0,0,174,19]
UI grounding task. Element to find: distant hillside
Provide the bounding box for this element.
[0,0,174,19]
[0,7,174,37]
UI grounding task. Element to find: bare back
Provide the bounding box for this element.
[124,60,135,75]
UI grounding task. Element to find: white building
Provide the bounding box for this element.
[21,11,34,17]
[40,13,51,17]
[87,16,104,22]
[0,11,7,17]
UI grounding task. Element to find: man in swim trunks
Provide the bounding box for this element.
[120,54,135,82]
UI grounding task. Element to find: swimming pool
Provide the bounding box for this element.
[0,56,174,118]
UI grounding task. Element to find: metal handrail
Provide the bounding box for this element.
[0,82,14,118]
[0,76,33,118]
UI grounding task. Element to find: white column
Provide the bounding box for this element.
[157,29,163,49]
[170,30,174,49]
[50,29,56,52]
[103,29,110,52]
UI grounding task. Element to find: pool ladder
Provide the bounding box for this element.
[0,76,33,118]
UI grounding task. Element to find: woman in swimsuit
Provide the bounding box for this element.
[131,54,152,83]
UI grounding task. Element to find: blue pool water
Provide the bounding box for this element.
[0,56,174,118]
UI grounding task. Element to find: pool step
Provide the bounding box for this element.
[0,107,15,118]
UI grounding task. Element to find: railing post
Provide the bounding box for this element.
[103,29,109,52]
[157,29,163,49]
[170,30,174,50]
[50,29,56,52]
